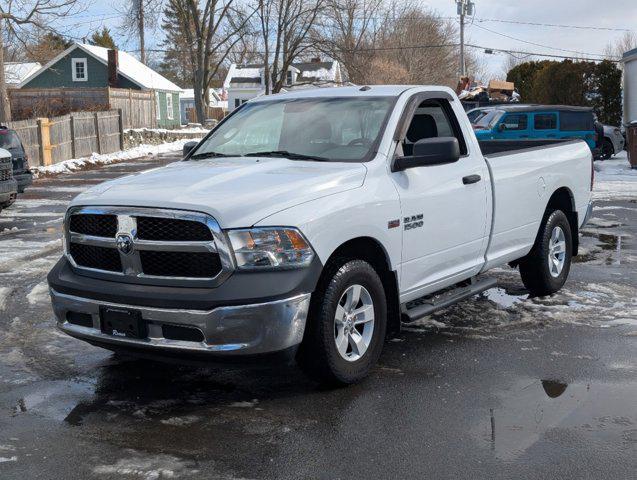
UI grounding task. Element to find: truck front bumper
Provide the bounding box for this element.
[50,289,311,357]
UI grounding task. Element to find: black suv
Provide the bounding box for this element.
[0,126,33,208]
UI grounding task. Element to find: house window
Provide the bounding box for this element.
[155,92,161,120]
[286,70,293,86]
[71,58,88,82]
[166,93,174,120]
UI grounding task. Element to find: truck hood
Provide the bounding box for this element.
[71,157,367,227]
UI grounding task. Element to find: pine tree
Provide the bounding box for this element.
[158,0,195,88]
[89,27,117,49]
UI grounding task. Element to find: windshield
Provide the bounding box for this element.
[474,110,503,129]
[192,97,395,162]
[467,109,489,123]
[0,130,23,151]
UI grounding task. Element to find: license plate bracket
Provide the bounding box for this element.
[100,307,147,339]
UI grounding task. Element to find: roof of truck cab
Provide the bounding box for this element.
[492,105,593,113]
[250,85,450,100]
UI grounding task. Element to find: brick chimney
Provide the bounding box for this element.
[107,49,119,88]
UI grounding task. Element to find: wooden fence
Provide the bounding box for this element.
[9,87,157,129]
[6,110,124,167]
[4,118,42,165]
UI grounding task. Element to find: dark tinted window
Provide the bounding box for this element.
[0,130,22,150]
[403,99,468,155]
[534,113,557,130]
[501,114,528,131]
[559,111,594,131]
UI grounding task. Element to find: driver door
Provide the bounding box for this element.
[391,95,489,300]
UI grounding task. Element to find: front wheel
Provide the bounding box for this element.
[519,210,573,296]
[297,259,387,385]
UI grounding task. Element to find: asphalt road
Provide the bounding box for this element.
[0,152,636,479]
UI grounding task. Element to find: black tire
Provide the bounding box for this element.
[297,259,387,385]
[601,139,614,160]
[519,209,573,296]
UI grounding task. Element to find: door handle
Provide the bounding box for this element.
[462,174,481,185]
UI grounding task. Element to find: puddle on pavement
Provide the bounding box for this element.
[574,231,625,265]
[1,359,314,428]
[482,287,527,308]
[475,378,637,460]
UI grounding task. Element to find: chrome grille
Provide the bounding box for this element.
[65,207,234,286]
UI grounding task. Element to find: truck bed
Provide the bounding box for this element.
[478,138,575,156]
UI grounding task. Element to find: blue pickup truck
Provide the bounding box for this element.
[471,105,598,151]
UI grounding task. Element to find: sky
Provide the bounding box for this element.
[49,0,637,80]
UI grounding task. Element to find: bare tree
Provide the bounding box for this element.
[0,0,82,122]
[319,0,383,84]
[604,32,637,61]
[168,0,255,122]
[119,0,163,64]
[257,0,325,94]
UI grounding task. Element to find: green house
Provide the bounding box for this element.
[19,43,181,128]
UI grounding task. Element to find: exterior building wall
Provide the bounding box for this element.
[155,91,181,128]
[624,51,637,125]
[23,49,138,91]
[228,88,263,111]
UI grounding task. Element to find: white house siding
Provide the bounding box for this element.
[624,48,637,125]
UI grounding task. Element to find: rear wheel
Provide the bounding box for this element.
[519,210,572,296]
[601,139,614,160]
[297,259,387,385]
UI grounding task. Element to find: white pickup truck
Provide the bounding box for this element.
[48,86,593,384]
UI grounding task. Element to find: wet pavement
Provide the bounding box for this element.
[0,153,636,479]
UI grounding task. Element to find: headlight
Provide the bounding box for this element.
[227,227,314,269]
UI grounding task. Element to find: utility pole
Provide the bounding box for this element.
[137,0,146,64]
[456,0,474,76]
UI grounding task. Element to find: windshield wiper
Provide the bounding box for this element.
[190,151,239,159]
[244,150,329,162]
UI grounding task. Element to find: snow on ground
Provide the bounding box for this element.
[593,151,637,200]
[127,126,210,135]
[31,138,203,177]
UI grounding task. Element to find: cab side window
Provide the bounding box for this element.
[501,114,528,131]
[534,113,557,130]
[402,99,467,156]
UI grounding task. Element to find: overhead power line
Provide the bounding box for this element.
[470,23,609,59]
[472,17,632,32]
[466,43,620,63]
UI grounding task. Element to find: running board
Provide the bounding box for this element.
[400,276,497,323]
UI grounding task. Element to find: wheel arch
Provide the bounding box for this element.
[545,187,579,256]
[322,237,401,336]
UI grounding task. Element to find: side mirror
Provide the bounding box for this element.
[183,141,198,158]
[498,123,506,132]
[394,137,460,171]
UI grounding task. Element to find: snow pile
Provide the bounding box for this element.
[594,152,637,199]
[127,126,209,135]
[31,138,203,177]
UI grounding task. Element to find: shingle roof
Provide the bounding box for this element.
[79,44,181,92]
[4,62,41,85]
[19,43,181,92]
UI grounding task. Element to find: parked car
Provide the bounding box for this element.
[473,105,598,152]
[48,86,593,385]
[466,106,494,123]
[0,148,18,213]
[599,124,626,160]
[0,126,33,207]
